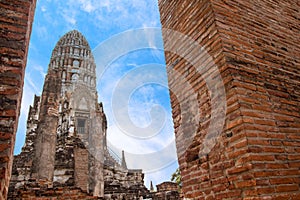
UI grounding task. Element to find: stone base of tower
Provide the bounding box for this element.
[8,181,99,200]
[8,145,151,200]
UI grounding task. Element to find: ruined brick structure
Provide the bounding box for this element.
[0,0,36,199]
[154,182,180,199]
[8,30,149,199]
[159,0,300,199]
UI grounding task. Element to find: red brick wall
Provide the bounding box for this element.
[159,0,300,199]
[0,0,36,199]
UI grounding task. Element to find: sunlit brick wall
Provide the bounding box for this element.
[159,0,300,199]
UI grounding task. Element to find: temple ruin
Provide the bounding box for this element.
[8,30,149,199]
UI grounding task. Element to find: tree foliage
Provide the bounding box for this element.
[171,168,181,187]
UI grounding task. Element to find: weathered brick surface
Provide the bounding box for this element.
[8,182,99,200]
[0,0,36,199]
[159,0,300,199]
[74,148,89,192]
[156,181,178,192]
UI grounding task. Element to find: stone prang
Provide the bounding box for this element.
[8,30,149,199]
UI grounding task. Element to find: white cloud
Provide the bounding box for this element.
[15,74,37,154]
[25,74,39,94]
[62,12,77,25]
[65,0,160,32]
[103,65,176,174]
[77,0,95,13]
[107,113,174,152]
[15,57,46,154]
[107,121,177,172]
[33,65,46,78]
[41,6,46,12]
[144,161,178,190]
[36,25,49,40]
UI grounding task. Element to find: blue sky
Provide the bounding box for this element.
[15,0,178,189]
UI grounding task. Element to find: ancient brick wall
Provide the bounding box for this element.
[0,0,36,199]
[153,182,180,200]
[8,180,98,200]
[159,0,300,199]
[156,181,178,192]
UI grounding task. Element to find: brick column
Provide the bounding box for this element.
[159,0,300,199]
[0,0,36,199]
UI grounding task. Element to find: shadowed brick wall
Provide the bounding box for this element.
[0,0,36,199]
[159,0,300,199]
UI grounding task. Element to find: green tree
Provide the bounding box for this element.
[171,168,181,188]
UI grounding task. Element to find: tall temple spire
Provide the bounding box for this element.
[121,150,128,169]
[30,29,105,197]
[9,30,149,199]
[150,181,154,192]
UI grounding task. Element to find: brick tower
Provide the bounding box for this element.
[8,30,149,199]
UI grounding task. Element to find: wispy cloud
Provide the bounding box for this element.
[33,65,46,78]
[55,0,160,33]
[99,58,177,177]
[41,6,46,12]
[63,14,77,25]
[25,75,39,94]
[15,58,45,154]
[35,25,49,40]
[15,73,38,154]
[78,0,95,13]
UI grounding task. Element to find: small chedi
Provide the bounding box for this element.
[8,30,150,199]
